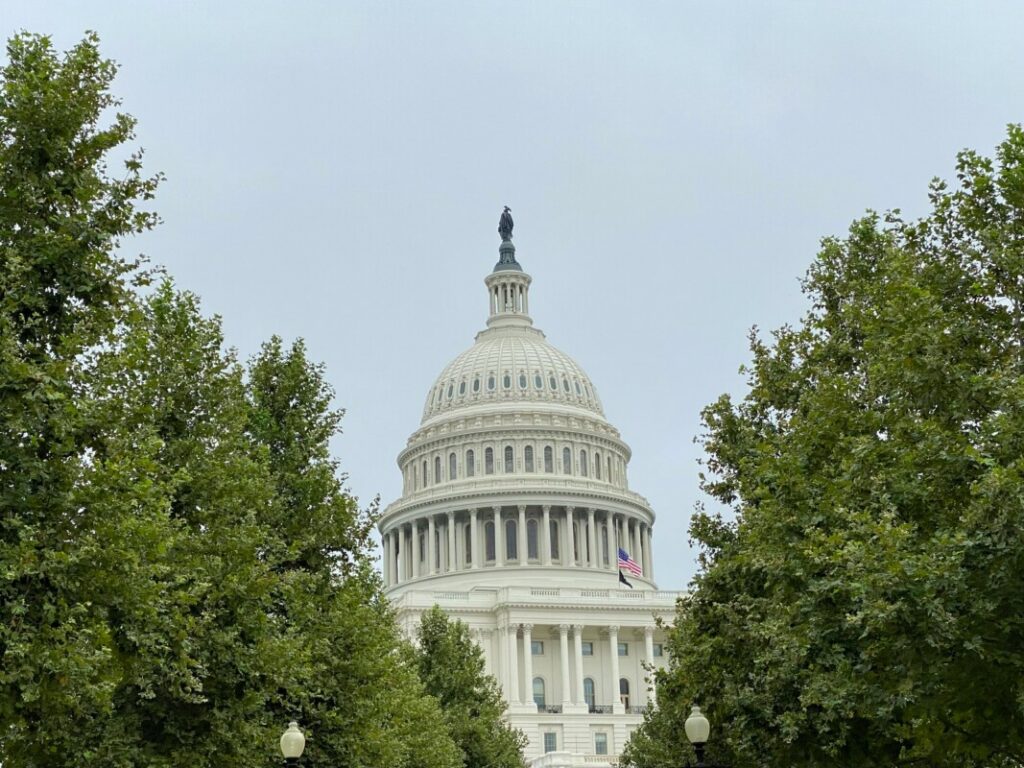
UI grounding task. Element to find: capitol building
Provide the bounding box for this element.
[378,216,682,767]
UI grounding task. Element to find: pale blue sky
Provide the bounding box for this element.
[6,2,1023,588]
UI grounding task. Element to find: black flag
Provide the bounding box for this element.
[618,570,634,589]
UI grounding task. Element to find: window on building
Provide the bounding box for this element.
[447,383,454,399]
[473,376,481,393]
[485,521,495,561]
[466,449,475,477]
[594,733,608,756]
[503,373,511,389]
[543,733,557,753]
[563,377,570,392]
[549,519,560,559]
[449,452,457,480]
[418,531,425,564]
[459,380,466,395]
[519,373,528,389]
[488,375,496,391]
[506,519,518,560]
[422,460,428,486]
[531,640,544,655]
[524,445,534,472]
[544,445,554,473]
[601,525,610,566]
[618,642,629,656]
[563,447,572,474]
[413,464,418,490]
[485,448,494,474]
[595,452,601,479]
[434,456,441,484]
[653,643,664,657]
[504,445,514,473]
[533,677,545,707]
[580,449,588,477]
[464,525,472,565]
[535,373,543,389]
[549,375,558,390]
[581,641,594,656]
[583,677,595,710]
[607,456,612,483]
[619,678,630,708]
[527,519,539,560]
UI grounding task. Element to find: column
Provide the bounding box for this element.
[542,506,552,566]
[608,625,622,713]
[646,525,655,580]
[427,515,436,575]
[411,521,420,579]
[470,508,480,569]
[630,518,639,562]
[496,622,507,698]
[559,624,571,706]
[493,506,504,566]
[522,624,535,709]
[507,624,520,704]
[644,626,657,706]
[518,505,527,565]
[383,531,392,587]
[479,628,494,676]
[566,507,577,567]
[572,624,585,705]
[396,529,405,582]
[587,508,597,568]
[606,512,616,571]
[447,512,457,572]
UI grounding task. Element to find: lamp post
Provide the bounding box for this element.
[684,705,727,768]
[280,721,306,766]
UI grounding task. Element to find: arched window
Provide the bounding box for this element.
[449,452,457,480]
[563,447,572,475]
[562,377,570,392]
[607,456,612,483]
[619,678,630,708]
[506,519,518,560]
[533,677,546,707]
[413,464,418,490]
[422,460,428,486]
[418,531,426,565]
[466,449,475,478]
[485,521,495,562]
[504,445,514,473]
[601,525,610,566]
[435,456,442,484]
[519,373,528,389]
[459,380,466,395]
[464,525,472,565]
[549,374,557,390]
[503,373,512,389]
[595,452,601,479]
[488,375,496,391]
[549,520,560,559]
[525,445,534,472]
[584,677,596,710]
[580,449,588,477]
[527,519,539,560]
[473,376,481,393]
[534,373,543,389]
[544,446,553,473]
[485,448,494,474]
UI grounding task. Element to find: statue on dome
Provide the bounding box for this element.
[498,206,514,241]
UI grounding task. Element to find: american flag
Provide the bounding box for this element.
[617,548,642,576]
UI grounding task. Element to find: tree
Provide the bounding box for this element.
[623,126,1024,768]
[414,606,527,768]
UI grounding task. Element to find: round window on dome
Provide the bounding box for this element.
[488,375,496,391]
[549,375,557,390]
[534,374,543,389]
[473,376,481,393]
[503,373,511,389]
[519,373,527,389]
[459,381,466,395]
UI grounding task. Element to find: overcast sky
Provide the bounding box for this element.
[6,2,1023,589]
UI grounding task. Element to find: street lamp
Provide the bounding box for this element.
[280,721,306,766]
[684,705,718,768]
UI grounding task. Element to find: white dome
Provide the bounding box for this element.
[422,325,604,423]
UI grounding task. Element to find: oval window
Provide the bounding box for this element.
[473,376,481,393]
[549,375,557,390]
[459,380,466,395]
[563,377,570,392]
[534,374,543,389]
[447,383,454,399]
[503,374,511,389]
[574,380,581,395]
[488,375,496,391]
[519,373,527,389]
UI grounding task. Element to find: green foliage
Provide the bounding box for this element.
[0,32,460,768]
[414,606,527,768]
[623,127,1024,768]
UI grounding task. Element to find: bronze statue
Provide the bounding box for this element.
[498,206,513,241]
